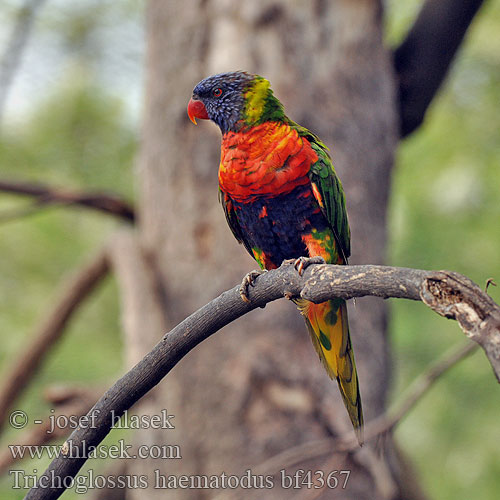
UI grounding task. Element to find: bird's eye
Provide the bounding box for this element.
[212,87,223,97]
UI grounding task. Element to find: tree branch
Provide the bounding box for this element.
[394,0,485,137]
[23,262,500,500]
[383,340,478,431]
[0,248,109,434]
[0,180,135,223]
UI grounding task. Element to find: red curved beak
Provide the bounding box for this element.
[187,98,209,125]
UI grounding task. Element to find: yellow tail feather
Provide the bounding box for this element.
[296,298,364,443]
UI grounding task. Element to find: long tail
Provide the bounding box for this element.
[296,298,363,443]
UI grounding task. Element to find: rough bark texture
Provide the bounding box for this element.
[134,1,401,498]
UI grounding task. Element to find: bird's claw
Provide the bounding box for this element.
[284,256,326,276]
[239,269,266,303]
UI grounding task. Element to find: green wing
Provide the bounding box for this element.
[308,139,351,261]
[288,121,350,260]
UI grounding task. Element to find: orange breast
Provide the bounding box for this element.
[219,122,317,202]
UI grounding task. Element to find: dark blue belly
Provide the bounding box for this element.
[232,183,329,266]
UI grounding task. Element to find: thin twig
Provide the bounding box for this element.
[485,278,497,293]
[385,341,478,428]
[0,180,135,222]
[22,262,500,500]
[0,248,110,434]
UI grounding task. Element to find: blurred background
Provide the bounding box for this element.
[0,1,499,499]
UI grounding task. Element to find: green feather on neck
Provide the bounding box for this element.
[243,76,286,126]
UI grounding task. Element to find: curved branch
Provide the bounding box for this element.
[24,262,500,500]
[394,0,485,137]
[0,180,135,223]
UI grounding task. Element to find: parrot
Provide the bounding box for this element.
[187,71,363,442]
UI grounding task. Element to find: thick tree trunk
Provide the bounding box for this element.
[125,1,414,498]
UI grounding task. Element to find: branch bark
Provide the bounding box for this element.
[0,248,109,434]
[0,180,135,223]
[394,0,485,137]
[23,262,500,500]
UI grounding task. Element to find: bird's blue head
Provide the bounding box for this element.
[187,71,284,133]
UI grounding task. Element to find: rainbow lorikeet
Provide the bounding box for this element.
[187,71,363,441]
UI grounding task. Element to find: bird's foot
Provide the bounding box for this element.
[239,269,266,303]
[284,256,326,276]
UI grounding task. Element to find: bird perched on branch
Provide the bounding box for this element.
[187,71,363,442]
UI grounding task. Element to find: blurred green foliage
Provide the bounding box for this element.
[1,77,135,194]
[0,1,498,499]
[387,1,500,499]
[0,4,136,494]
